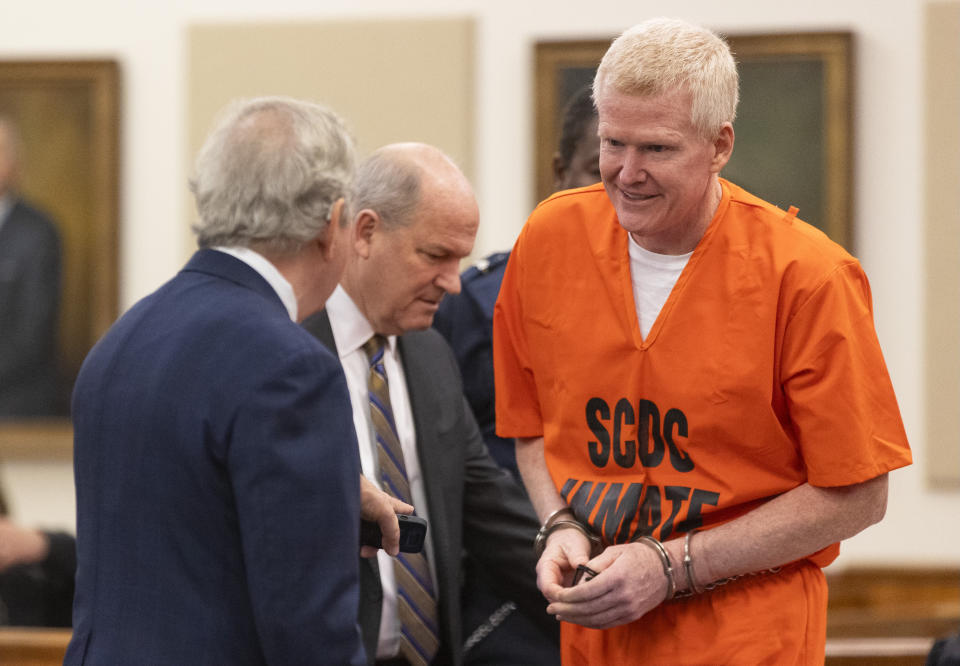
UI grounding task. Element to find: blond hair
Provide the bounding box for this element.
[593,17,738,138]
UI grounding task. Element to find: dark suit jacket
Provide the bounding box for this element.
[0,530,75,627]
[0,198,62,416]
[302,310,552,666]
[66,250,366,666]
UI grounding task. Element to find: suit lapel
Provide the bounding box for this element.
[396,333,436,501]
[396,333,459,648]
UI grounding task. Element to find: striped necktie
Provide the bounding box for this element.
[362,334,440,666]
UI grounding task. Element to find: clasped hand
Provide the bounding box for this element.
[537,529,670,629]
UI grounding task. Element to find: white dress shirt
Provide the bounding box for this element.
[325,285,437,659]
[212,246,298,321]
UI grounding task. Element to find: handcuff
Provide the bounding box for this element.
[533,506,602,557]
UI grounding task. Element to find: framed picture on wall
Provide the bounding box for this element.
[533,31,854,250]
[0,60,120,457]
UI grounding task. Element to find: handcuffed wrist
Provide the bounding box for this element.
[540,506,575,531]
[533,508,601,557]
[631,535,677,601]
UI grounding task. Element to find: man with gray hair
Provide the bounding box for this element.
[303,142,549,666]
[66,96,368,665]
[494,17,911,663]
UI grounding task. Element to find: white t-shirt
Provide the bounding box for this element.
[628,234,692,339]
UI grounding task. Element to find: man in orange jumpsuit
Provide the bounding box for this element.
[494,17,912,665]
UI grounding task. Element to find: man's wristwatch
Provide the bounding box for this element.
[533,507,601,557]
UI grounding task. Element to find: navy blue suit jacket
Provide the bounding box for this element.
[65,250,366,665]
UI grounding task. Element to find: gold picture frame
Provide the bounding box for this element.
[0,60,121,459]
[534,32,854,250]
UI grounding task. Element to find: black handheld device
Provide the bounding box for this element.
[572,564,598,585]
[360,514,428,553]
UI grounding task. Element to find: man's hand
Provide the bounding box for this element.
[536,526,593,603]
[545,541,669,629]
[359,475,413,557]
[0,517,49,572]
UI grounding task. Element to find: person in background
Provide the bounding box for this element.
[302,142,551,666]
[551,85,603,197]
[0,115,63,417]
[0,485,75,627]
[494,18,912,664]
[66,96,367,665]
[430,84,598,664]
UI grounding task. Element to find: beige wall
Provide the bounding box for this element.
[924,2,960,489]
[186,18,474,256]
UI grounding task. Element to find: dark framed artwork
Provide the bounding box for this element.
[0,60,120,458]
[534,32,854,250]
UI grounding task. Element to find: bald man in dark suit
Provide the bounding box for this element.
[303,143,555,666]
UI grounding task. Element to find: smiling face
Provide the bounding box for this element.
[596,87,733,254]
[345,168,479,336]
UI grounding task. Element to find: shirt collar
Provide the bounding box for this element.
[212,245,298,321]
[326,284,398,358]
